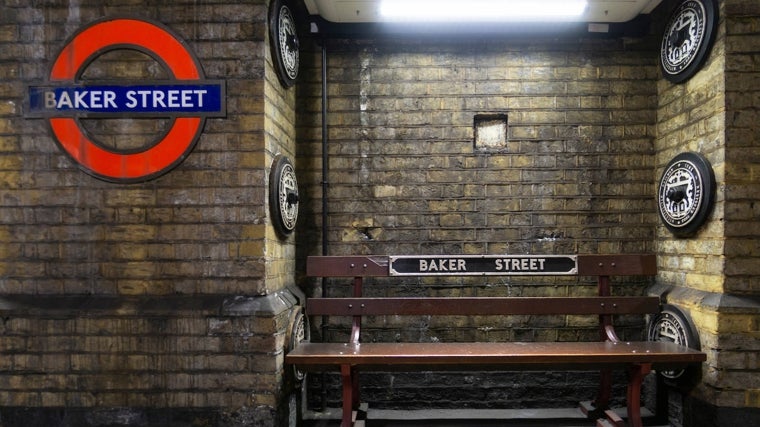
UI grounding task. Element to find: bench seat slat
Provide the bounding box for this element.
[306,296,660,316]
[286,341,706,370]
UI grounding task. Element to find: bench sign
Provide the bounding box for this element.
[389,255,578,276]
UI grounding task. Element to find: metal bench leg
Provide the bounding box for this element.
[581,368,612,418]
[352,366,361,408]
[579,369,612,419]
[340,365,353,427]
[626,363,651,427]
[596,368,612,409]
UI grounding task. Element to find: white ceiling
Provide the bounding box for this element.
[304,0,663,24]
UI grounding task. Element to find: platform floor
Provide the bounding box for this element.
[301,407,669,426]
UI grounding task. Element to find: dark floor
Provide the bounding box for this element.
[301,407,668,426]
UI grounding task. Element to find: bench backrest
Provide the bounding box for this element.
[306,297,660,316]
[306,254,656,277]
[305,254,658,344]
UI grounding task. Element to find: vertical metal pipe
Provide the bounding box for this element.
[320,42,329,412]
[321,43,328,259]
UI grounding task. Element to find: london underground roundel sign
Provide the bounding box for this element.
[27,18,225,182]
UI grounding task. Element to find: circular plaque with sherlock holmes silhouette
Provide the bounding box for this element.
[657,152,715,237]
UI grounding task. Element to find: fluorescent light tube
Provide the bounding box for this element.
[380,0,588,22]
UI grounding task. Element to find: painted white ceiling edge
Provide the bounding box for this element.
[304,0,663,24]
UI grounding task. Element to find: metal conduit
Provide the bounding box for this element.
[320,42,329,412]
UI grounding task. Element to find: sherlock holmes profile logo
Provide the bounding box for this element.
[27,18,225,182]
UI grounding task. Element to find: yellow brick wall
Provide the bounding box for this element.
[297,41,659,258]
[263,25,298,294]
[654,0,760,415]
[0,1,302,425]
[294,9,661,413]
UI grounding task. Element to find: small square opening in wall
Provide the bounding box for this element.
[474,114,508,150]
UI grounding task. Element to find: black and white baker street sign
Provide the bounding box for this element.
[389,255,578,276]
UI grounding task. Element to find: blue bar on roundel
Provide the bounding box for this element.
[27,82,226,117]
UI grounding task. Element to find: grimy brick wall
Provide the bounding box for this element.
[296,28,660,411]
[295,1,760,423]
[298,38,658,258]
[723,0,760,296]
[2,0,759,426]
[653,0,760,425]
[1,1,301,426]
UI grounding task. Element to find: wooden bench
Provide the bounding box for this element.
[286,254,705,427]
